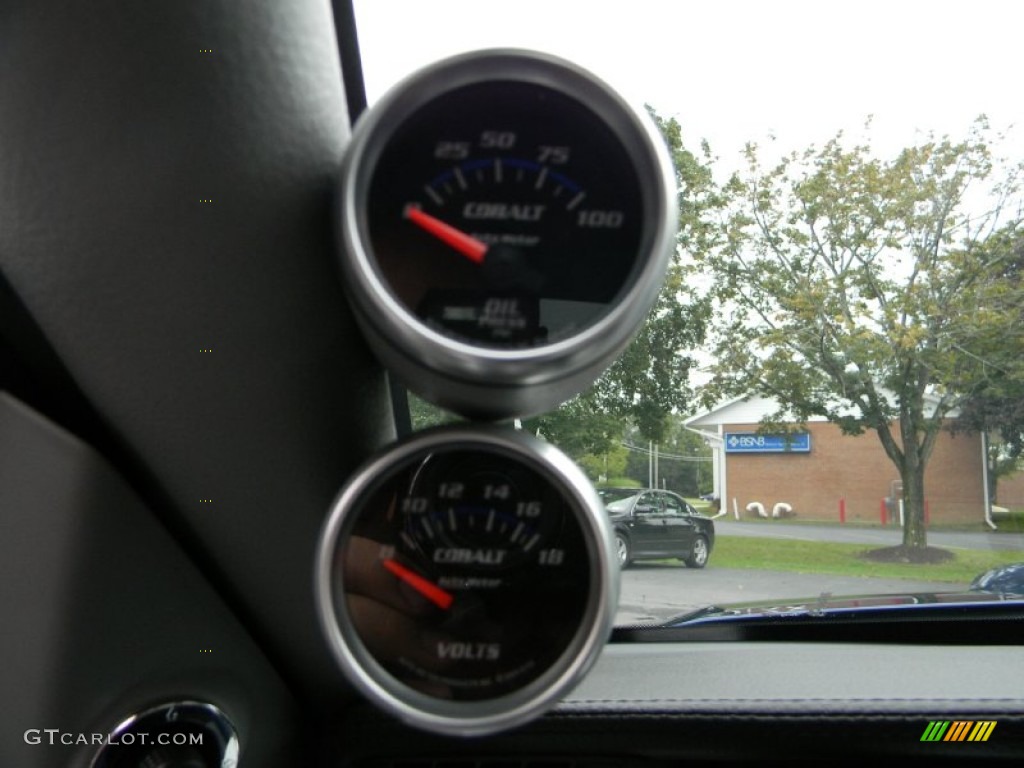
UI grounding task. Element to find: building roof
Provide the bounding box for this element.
[684,394,827,430]
[685,390,955,430]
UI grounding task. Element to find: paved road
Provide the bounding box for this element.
[614,520,1024,625]
[713,518,1024,551]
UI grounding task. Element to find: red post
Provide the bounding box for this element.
[839,498,846,524]
[880,498,887,525]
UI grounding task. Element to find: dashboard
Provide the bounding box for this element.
[2,1,1023,766]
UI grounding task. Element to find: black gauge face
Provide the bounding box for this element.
[316,427,617,735]
[338,49,675,419]
[339,448,588,699]
[365,81,645,349]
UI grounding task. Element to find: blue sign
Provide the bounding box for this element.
[724,432,811,454]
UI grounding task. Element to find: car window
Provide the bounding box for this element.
[635,492,661,513]
[604,493,640,513]
[661,493,684,515]
[354,0,1024,628]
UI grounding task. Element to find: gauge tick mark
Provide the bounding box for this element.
[510,521,525,544]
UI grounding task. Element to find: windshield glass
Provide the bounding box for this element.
[353,0,1024,626]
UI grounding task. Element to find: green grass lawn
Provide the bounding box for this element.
[990,508,1024,534]
[685,498,713,513]
[712,536,1024,584]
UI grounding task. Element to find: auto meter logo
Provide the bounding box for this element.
[920,721,997,742]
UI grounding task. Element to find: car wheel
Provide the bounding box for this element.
[615,532,631,568]
[683,535,709,568]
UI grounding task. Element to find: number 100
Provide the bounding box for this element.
[577,210,624,228]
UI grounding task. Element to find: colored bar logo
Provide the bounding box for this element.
[921,721,997,742]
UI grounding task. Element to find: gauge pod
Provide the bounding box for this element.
[314,425,618,736]
[337,48,676,419]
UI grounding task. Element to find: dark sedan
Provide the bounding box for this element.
[600,488,715,569]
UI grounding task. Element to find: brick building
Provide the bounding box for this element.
[684,394,990,525]
[995,471,1024,510]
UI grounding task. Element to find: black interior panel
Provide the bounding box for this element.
[0,0,393,712]
[0,394,299,767]
[325,641,1024,764]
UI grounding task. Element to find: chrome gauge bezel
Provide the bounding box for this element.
[337,48,677,419]
[314,425,618,737]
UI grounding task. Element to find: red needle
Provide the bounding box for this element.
[382,558,454,611]
[404,206,488,264]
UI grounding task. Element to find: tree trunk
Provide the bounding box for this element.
[900,450,928,549]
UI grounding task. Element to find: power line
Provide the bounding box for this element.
[620,441,712,461]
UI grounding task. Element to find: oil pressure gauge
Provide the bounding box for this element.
[337,48,676,419]
[315,425,618,736]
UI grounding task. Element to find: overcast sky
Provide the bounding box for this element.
[352,0,1024,166]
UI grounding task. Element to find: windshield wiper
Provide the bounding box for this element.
[611,594,1024,645]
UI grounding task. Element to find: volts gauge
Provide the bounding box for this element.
[337,49,676,418]
[314,426,618,736]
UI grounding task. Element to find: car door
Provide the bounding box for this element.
[630,491,668,557]
[658,491,699,553]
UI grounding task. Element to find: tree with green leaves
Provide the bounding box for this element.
[530,110,718,450]
[621,421,713,495]
[699,118,1023,551]
[576,441,631,485]
[953,226,1024,499]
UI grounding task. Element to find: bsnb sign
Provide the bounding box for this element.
[725,432,811,453]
